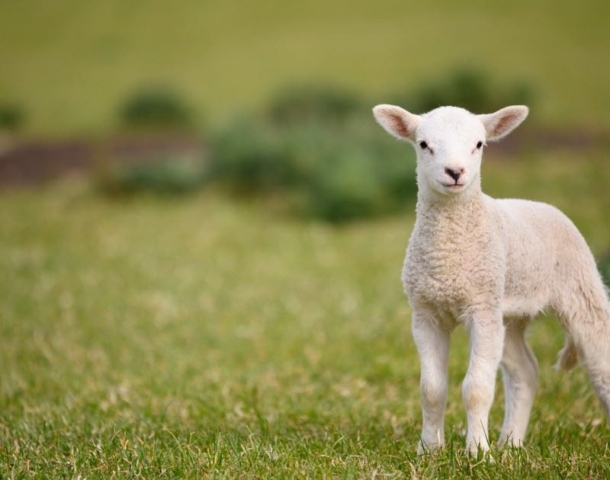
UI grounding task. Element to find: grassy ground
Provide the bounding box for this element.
[1,150,609,477]
[0,0,609,136]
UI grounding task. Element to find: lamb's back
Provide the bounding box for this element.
[496,198,591,316]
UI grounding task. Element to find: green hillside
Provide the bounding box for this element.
[0,0,609,136]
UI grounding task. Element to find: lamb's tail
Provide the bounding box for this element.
[554,335,579,371]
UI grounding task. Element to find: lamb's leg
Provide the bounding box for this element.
[412,310,450,454]
[553,271,610,419]
[499,320,538,447]
[463,313,505,453]
[583,355,610,419]
[563,316,610,418]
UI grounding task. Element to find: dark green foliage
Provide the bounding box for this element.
[206,83,419,222]
[0,102,24,129]
[268,84,363,125]
[305,151,384,222]
[96,157,206,196]
[120,86,193,129]
[207,117,301,193]
[205,71,536,221]
[392,66,536,114]
[110,69,536,221]
[110,86,201,195]
[105,83,417,220]
[297,121,418,222]
[208,111,417,223]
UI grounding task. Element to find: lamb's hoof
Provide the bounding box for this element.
[466,441,496,463]
[417,442,444,456]
[467,447,495,463]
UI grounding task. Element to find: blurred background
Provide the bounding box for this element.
[0,0,609,224]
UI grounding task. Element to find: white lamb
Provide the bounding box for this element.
[372,103,610,454]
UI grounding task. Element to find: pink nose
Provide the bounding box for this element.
[445,167,463,182]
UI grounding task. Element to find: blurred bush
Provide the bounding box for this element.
[392,66,535,114]
[0,102,24,130]
[96,85,203,196]
[208,108,417,223]
[267,84,363,125]
[297,121,417,222]
[207,117,299,194]
[104,67,535,223]
[120,85,194,130]
[95,156,206,196]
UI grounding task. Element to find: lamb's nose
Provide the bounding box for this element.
[445,167,463,182]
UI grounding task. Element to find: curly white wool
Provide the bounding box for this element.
[373,103,610,454]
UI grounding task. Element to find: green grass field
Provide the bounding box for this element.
[1,150,609,477]
[1,0,610,476]
[1,0,609,136]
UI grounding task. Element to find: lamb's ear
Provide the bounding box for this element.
[373,104,421,142]
[478,105,529,142]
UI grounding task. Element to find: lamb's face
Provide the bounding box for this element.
[373,103,529,199]
[415,107,486,196]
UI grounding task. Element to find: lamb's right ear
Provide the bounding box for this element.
[373,104,421,142]
[478,105,529,142]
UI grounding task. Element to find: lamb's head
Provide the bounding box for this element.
[373,104,529,198]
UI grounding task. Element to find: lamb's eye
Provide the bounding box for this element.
[476,141,483,149]
[419,141,428,150]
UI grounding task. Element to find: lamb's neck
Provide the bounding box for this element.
[415,188,487,239]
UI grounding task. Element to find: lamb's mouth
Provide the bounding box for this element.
[441,182,465,190]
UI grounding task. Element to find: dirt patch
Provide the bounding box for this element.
[0,134,203,187]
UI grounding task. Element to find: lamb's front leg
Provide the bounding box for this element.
[412,310,450,454]
[462,312,505,453]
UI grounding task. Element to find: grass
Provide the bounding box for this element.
[1,148,610,477]
[0,0,609,135]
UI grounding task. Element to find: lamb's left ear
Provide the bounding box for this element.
[478,106,529,142]
[373,104,421,142]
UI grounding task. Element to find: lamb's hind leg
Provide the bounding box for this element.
[555,272,610,419]
[412,309,450,454]
[499,319,538,447]
[563,315,610,419]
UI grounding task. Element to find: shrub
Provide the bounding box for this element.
[267,84,363,125]
[294,120,417,222]
[96,156,206,196]
[392,66,535,113]
[304,150,385,222]
[207,113,417,223]
[206,117,302,194]
[193,69,536,222]
[0,103,24,130]
[120,86,193,129]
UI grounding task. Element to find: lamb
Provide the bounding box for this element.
[372,103,610,454]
